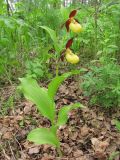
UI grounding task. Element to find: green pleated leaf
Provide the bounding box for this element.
[48,70,85,101]
[40,25,57,43]
[48,72,72,101]
[57,103,84,126]
[19,77,55,122]
[39,25,60,52]
[27,128,60,147]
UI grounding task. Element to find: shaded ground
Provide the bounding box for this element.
[0,78,120,160]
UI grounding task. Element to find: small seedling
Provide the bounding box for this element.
[115,120,120,132]
[19,71,84,156]
[108,151,120,160]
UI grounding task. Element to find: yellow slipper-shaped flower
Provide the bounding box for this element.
[65,48,79,64]
[65,9,83,33]
[69,20,83,33]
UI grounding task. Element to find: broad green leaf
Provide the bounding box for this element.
[48,69,86,101]
[57,103,84,126]
[50,126,58,135]
[40,26,57,43]
[19,77,55,122]
[48,72,72,101]
[27,128,60,147]
[39,25,60,52]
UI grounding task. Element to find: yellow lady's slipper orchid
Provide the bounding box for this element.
[65,48,79,64]
[65,9,83,33]
[69,20,83,33]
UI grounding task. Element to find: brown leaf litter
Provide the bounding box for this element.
[0,79,120,160]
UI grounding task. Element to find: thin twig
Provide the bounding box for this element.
[8,141,16,160]
[2,148,11,160]
[14,136,23,152]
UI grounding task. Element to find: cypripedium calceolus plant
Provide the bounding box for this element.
[19,72,84,157]
[18,10,84,157]
[65,9,83,33]
[60,38,79,64]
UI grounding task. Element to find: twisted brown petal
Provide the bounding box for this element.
[66,38,73,49]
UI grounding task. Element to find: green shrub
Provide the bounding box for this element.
[115,120,120,132]
[25,57,51,79]
[80,57,120,108]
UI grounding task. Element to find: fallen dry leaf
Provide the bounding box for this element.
[2,132,13,139]
[80,125,90,137]
[73,149,83,158]
[28,147,40,155]
[91,138,109,159]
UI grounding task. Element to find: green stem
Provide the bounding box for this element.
[94,0,98,55]
[4,66,12,85]
[57,147,62,157]
[56,61,59,76]
[56,65,58,76]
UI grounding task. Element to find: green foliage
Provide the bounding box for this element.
[80,57,120,108]
[0,95,14,115]
[48,72,72,100]
[19,72,84,155]
[39,25,61,60]
[115,120,120,132]
[19,77,56,122]
[57,103,83,126]
[0,0,63,80]
[0,0,120,82]
[25,57,50,79]
[0,15,36,79]
[48,70,83,101]
[40,26,57,45]
[27,128,60,147]
[25,60,45,79]
[72,1,120,62]
[108,151,120,160]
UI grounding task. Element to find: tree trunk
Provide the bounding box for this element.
[6,0,10,16]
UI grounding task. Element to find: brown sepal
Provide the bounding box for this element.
[65,19,71,32]
[69,10,77,18]
[60,49,66,61]
[66,38,73,49]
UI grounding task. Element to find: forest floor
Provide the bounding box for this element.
[0,78,120,160]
